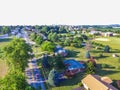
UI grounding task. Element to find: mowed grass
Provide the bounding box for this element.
[52,37,120,90]
[0,59,7,77]
[65,37,120,79]
[0,38,11,77]
[0,38,12,48]
[93,37,120,49]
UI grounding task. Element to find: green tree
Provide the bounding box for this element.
[35,35,43,45]
[1,26,10,34]
[48,68,56,86]
[53,54,65,69]
[41,41,55,52]
[41,26,49,34]
[0,70,28,90]
[104,45,110,53]
[59,27,67,33]
[86,62,95,74]
[48,32,53,40]
[3,38,33,71]
[64,39,71,46]
[30,32,36,41]
[51,33,58,42]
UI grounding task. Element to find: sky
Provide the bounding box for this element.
[0,0,120,25]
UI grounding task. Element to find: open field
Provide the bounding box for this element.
[36,37,120,89]
[93,37,120,49]
[0,38,12,48]
[0,59,7,77]
[67,37,120,79]
[0,38,11,77]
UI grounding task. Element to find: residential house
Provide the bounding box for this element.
[82,74,118,90]
[104,32,113,37]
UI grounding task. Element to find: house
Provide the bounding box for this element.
[104,32,113,37]
[64,59,85,77]
[54,45,67,56]
[89,30,101,35]
[82,74,118,90]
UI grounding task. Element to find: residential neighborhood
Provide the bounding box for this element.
[0,0,120,90]
[0,25,120,90]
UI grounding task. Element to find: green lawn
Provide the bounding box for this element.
[0,38,12,48]
[93,37,120,49]
[0,59,7,78]
[36,37,120,90]
[0,38,11,78]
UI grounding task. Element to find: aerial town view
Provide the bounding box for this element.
[0,0,120,90]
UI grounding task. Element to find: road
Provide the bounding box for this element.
[25,59,46,90]
[22,29,46,90]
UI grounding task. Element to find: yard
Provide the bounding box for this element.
[36,37,120,90]
[64,37,120,80]
[0,59,7,77]
[0,38,11,78]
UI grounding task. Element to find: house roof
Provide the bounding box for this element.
[82,74,118,90]
[63,59,85,70]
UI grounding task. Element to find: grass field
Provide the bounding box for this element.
[93,37,120,49]
[0,59,7,78]
[50,37,120,89]
[0,38,12,48]
[35,37,120,90]
[0,38,11,77]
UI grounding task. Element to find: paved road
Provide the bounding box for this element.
[25,59,46,90]
[22,29,46,90]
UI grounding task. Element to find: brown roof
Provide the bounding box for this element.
[82,74,118,90]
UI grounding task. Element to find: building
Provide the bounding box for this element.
[64,59,85,77]
[54,45,67,56]
[104,32,113,37]
[82,74,118,90]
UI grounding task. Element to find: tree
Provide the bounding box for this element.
[81,34,88,40]
[104,45,110,53]
[51,33,58,42]
[41,26,49,34]
[48,32,53,40]
[41,41,55,52]
[59,27,67,33]
[1,26,10,34]
[85,51,91,59]
[30,32,36,41]
[0,70,28,90]
[42,54,50,68]
[73,37,83,47]
[3,38,33,71]
[35,35,43,45]
[85,62,95,74]
[64,39,71,46]
[53,54,65,69]
[48,69,56,86]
